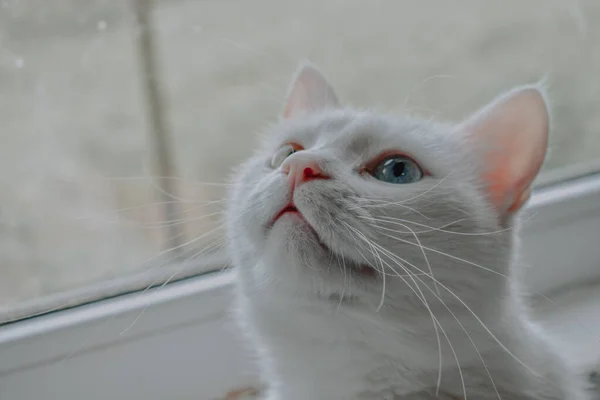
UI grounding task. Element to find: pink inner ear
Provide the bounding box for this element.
[283,62,339,119]
[283,84,312,119]
[463,87,549,214]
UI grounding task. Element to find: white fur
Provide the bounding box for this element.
[226,64,589,399]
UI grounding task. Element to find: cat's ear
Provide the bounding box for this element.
[460,85,550,215]
[283,61,339,119]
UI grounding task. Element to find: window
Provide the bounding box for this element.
[0,1,600,399]
[1,0,600,321]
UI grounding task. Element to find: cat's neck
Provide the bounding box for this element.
[240,279,527,400]
[245,300,435,399]
[238,254,588,399]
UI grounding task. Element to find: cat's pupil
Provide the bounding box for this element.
[392,161,405,177]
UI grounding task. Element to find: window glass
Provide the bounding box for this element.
[0,1,159,316]
[1,0,599,319]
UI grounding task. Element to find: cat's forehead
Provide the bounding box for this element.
[273,109,441,157]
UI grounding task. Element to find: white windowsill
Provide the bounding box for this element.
[534,282,600,372]
[0,173,599,399]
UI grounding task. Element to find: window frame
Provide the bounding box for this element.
[0,172,599,399]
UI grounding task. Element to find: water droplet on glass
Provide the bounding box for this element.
[97,20,107,31]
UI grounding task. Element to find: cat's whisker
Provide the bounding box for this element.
[147,211,225,228]
[149,228,222,278]
[0,222,222,324]
[22,199,223,229]
[381,232,507,278]
[394,259,500,399]
[358,173,454,211]
[338,221,388,277]
[369,235,545,382]
[369,212,537,236]
[332,236,349,312]
[160,240,226,290]
[342,226,390,311]
[98,175,244,188]
[136,224,225,271]
[71,197,223,229]
[351,232,504,398]
[389,219,440,297]
[385,263,463,398]
[337,221,430,280]
[324,232,343,302]
[377,228,572,309]
[106,199,225,214]
[362,215,468,235]
[91,211,225,230]
[422,278,504,399]
[138,165,198,204]
[119,236,225,335]
[368,218,469,236]
[342,222,455,398]
[61,231,226,358]
[351,201,430,220]
[339,224,380,281]
[369,237,500,398]
[370,240,387,311]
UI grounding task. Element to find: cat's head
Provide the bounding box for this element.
[227,62,549,314]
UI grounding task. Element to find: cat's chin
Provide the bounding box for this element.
[270,213,378,280]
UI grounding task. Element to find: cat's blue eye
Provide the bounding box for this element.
[371,156,423,184]
[271,143,301,168]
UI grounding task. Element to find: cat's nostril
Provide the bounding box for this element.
[299,164,328,183]
[285,161,329,187]
[303,167,321,180]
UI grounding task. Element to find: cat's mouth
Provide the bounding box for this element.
[271,202,321,240]
[273,203,301,222]
[272,203,377,279]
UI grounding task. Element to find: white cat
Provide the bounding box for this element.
[226,62,589,399]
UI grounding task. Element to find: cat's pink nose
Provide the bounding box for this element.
[282,159,329,188]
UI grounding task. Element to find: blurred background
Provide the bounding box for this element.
[0,0,599,315]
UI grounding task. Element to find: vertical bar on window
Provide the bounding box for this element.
[133,0,183,258]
